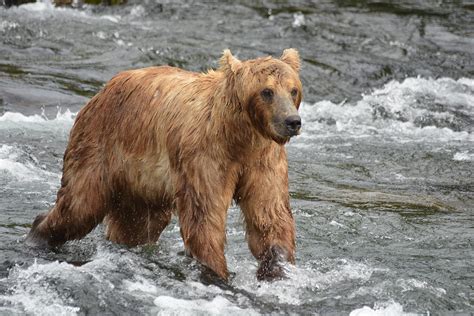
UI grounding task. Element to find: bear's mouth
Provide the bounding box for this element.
[271,121,300,142]
[271,128,293,144]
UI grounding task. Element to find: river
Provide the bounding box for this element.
[0,1,473,315]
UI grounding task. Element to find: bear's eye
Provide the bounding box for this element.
[291,88,298,98]
[260,88,274,101]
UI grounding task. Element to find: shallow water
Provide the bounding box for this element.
[0,1,473,315]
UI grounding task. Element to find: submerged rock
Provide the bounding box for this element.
[2,0,126,7]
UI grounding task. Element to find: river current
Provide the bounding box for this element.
[0,1,473,315]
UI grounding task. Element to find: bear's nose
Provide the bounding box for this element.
[285,115,302,136]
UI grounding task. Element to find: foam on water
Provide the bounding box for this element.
[153,296,254,316]
[0,20,19,32]
[349,301,419,316]
[0,112,48,123]
[10,0,90,20]
[123,274,258,315]
[230,258,378,306]
[349,277,448,303]
[0,260,82,316]
[5,0,140,25]
[0,237,427,316]
[13,0,83,14]
[15,0,55,12]
[453,151,474,161]
[292,12,306,28]
[298,77,474,142]
[100,15,121,23]
[0,144,59,186]
[119,251,388,313]
[123,276,159,295]
[0,108,75,124]
[0,109,75,134]
[0,247,127,316]
[0,0,127,30]
[0,245,260,316]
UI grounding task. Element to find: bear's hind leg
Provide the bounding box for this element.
[26,177,109,248]
[105,199,172,247]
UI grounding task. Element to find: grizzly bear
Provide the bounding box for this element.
[26,49,303,281]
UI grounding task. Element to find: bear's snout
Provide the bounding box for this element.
[284,115,302,136]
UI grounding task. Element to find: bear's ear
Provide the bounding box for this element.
[219,49,242,74]
[280,48,300,72]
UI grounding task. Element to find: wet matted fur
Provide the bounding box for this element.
[27,49,303,281]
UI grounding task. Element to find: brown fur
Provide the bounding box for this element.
[27,49,303,281]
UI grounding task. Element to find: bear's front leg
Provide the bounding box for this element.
[174,171,235,281]
[236,148,296,281]
[244,207,296,281]
[177,198,229,280]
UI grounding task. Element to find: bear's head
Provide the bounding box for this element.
[220,49,303,144]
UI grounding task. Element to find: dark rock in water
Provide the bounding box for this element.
[56,0,127,5]
[84,0,127,4]
[0,96,4,115]
[2,0,35,7]
[1,0,126,6]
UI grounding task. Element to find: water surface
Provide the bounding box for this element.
[0,1,473,315]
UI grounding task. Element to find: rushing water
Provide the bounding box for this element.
[0,1,473,315]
